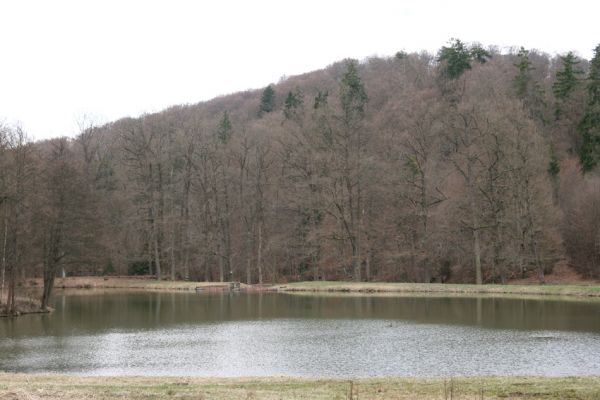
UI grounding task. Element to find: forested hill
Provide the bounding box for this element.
[2,40,600,296]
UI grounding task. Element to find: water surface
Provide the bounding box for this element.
[1,292,599,377]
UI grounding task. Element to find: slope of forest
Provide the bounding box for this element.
[2,40,600,311]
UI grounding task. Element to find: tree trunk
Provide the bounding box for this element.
[203,248,211,282]
[257,222,263,285]
[473,226,483,285]
[147,227,154,276]
[170,226,176,281]
[352,243,361,282]
[365,249,371,282]
[533,240,544,284]
[153,225,161,280]
[467,160,483,285]
[149,163,161,280]
[182,248,190,281]
[245,230,252,284]
[41,261,56,311]
[181,160,191,281]
[495,222,506,284]
[157,162,165,273]
[349,184,361,282]
[217,243,224,283]
[1,212,6,301]
[220,164,232,282]
[6,265,15,315]
[201,196,212,282]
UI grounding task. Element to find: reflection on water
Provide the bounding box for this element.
[1,292,599,377]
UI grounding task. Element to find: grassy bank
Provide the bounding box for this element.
[276,281,600,297]
[26,277,244,292]
[0,297,48,317]
[1,374,599,399]
[20,277,600,298]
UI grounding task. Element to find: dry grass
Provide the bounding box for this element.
[0,297,48,317]
[275,281,600,298]
[20,276,600,298]
[25,277,244,292]
[1,374,599,399]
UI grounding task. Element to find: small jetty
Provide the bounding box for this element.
[194,282,279,293]
[195,282,241,292]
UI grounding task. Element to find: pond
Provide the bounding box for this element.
[1,291,600,377]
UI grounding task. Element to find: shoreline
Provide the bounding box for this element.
[0,297,50,318]
[1,373,599,399]
[19,277,600,298]
[18,276,600,297]
[274,281,600,298]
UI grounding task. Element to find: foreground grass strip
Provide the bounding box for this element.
[277,281,600,298]
[1,374,600,399]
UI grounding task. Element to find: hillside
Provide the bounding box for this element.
[1,40,600,307]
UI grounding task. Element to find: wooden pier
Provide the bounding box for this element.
[195,282,241,292]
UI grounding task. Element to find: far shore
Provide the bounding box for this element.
[274,280,600,298]
[16,276,600,298]
[0,373,599,399]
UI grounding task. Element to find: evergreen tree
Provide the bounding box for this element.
[283,88,304,120]
[437,38,491,80]
[579,45,600,172]
[514,47,535,99]
[313,90,328,109]
[216,111,233,144]
[588,45,600,106]
[514,48,552,173]
[340,60,368,120]
[395,50,407,60]
[258,85,276,116]
[337,59,368,281]
[513,47,546,122]
[552,52,583,119]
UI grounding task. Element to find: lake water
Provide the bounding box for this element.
[1,291,600,377]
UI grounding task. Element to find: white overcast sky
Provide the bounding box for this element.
[0,0,598,140]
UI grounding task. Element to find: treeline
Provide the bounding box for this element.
[2,40,600,312]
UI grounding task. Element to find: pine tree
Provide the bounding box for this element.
[313,90,328,109]
[338,59,368,281]
[258,85,275,116]
[514,47,535,98]
[514,48,552,173]
[340,60,368,120]
[552,52,583,119]
[216,111,232,144]
[579,45,600,172]
[437,38,491,80]
[395,50,407,60]
[283,88,304,120]
[588,45,600,106]
[513,47,546,122]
